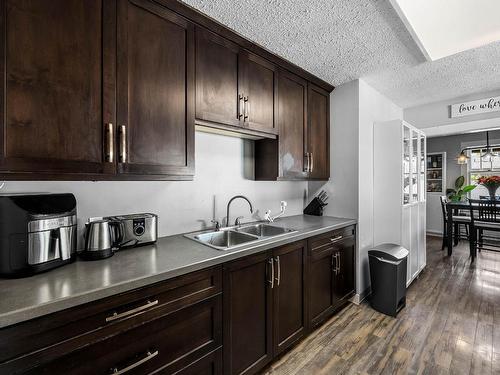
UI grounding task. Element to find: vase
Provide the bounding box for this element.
[486,184,499,200]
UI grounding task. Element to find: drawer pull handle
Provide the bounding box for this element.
[330,235,343,243]
[110,350,158,374]
[106,299,159,322]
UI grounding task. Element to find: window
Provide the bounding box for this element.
[468,147,500,198]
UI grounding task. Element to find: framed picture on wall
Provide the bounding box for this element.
[426,152,446,193]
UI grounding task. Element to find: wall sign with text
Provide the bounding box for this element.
[450,96,500,118]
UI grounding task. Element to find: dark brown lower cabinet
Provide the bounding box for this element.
[0,266,223,375]
[272,242,306,355]
[173,348,223,375]
[223,251,273,375]
[223,241,306,375]
[28,296,222,375]
[1,226,355,375]
[307,226,356,329]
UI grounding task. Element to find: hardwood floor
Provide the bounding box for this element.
[261,236,500,374]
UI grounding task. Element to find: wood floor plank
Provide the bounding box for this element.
[260,236,499,375]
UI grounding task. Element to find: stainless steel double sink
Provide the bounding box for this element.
[185,223,297,251]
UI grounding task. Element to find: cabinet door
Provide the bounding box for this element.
[0,0,114,176]
[332,236,355,303]
[117,0,194,177]
[272,241,306,356]
[239,51,277,135]
[307,83,329,179]
[277,70,308,179]
[307,238,335,328]
[195,28,240,128]
[223,252,273,375]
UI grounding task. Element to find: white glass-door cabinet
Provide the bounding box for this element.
[373,120,426,286]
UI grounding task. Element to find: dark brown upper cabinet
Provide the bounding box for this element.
[195,28,240,128]
[307,83,330,180]
[255,73,330,181]
[0,0,332,181]
[239,51,277,135]
[116,0,194,178]
[195,29,277,137]
[0,0,115,177]
[277,70,308,179]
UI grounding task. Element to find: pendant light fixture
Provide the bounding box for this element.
[456,131,500,164]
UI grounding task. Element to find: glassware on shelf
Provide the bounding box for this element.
[411,130,418,202]
[403,125,411,204]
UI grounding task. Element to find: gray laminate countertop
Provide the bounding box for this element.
[0,215,356,329]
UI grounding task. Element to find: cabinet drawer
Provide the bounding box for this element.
[308,226,355,256]
[27,295,222,375]
[0,267,222,371]
[171,347,222,375]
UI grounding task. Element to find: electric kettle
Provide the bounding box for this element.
[81,219,123,260]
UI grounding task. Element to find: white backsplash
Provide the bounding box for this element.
[1,132,309,248]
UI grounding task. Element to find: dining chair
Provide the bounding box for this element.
[440,196,471,250]
[468,199,500,257]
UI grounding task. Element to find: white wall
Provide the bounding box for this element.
[404,88,500,129]
[322,80,359,220]
[357,80,403,295]
[1,132,308,249]
[323,79,402,297]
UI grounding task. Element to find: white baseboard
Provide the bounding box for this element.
[426,230,442,237]
[351,286,371,305]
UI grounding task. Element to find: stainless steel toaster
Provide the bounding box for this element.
[104,213,158,249]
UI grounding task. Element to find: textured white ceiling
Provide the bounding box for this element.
[180,0,500,108]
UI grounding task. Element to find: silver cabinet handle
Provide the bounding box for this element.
[332,253,338,274]
[304,153,309,172]
[268,258,274,288]
[238,94,244,120]
[244,96,249,121]
[106,299,159,322]
[275,256,281,286]
[110,350,158,374]
[330,235,343,243]
[119,125,127,163]
[310,152,314,173]
[105,123,114,163]
[337,252,341,274]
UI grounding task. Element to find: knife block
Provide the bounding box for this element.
[303,197,327,216]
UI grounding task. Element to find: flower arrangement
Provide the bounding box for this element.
[477,175,500,199]
[477,175,500,186]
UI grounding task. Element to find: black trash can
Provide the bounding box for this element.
[368,243,409,317]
